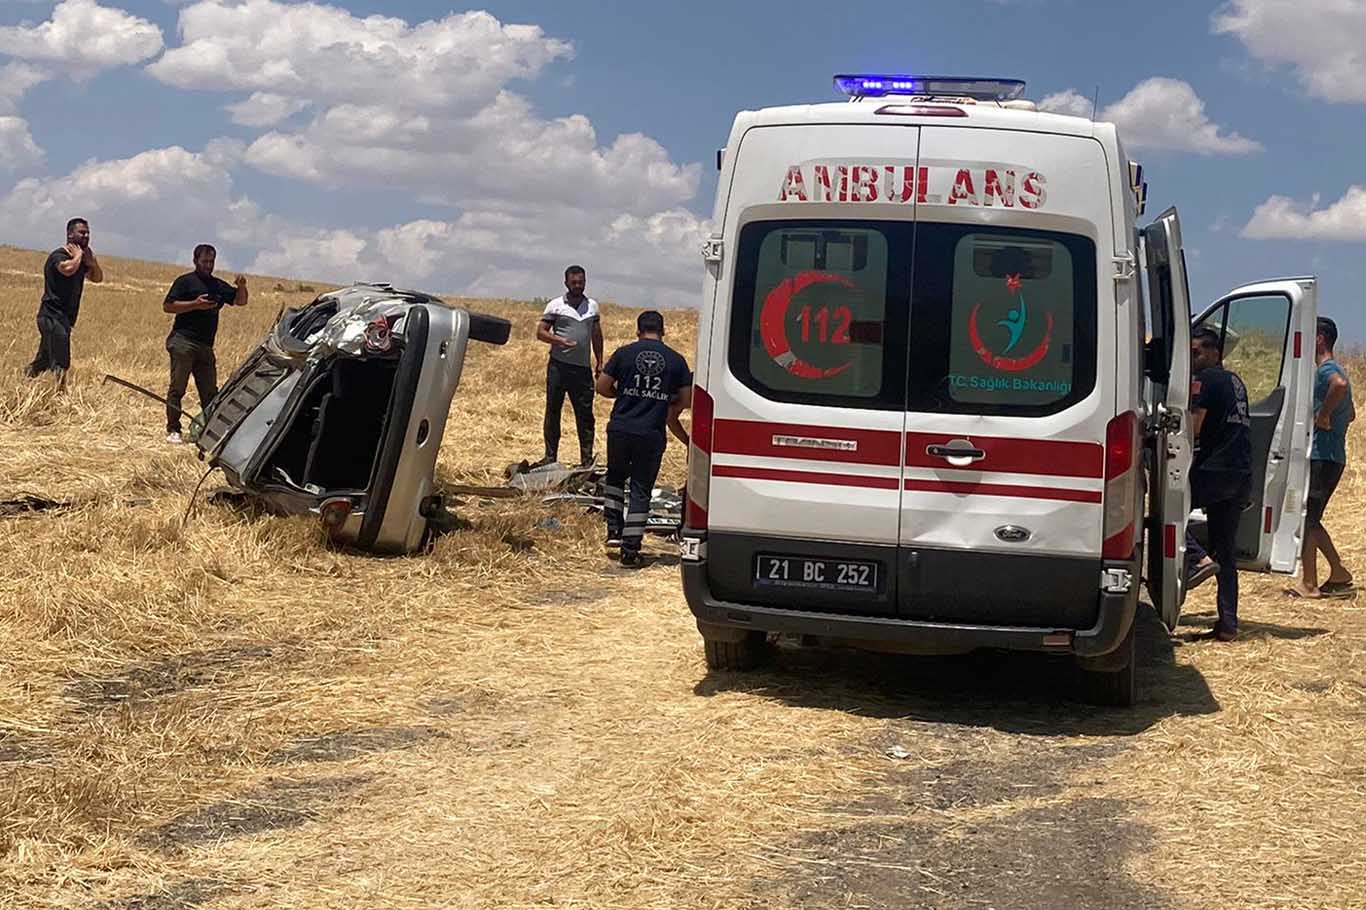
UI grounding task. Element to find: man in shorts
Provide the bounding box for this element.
[1291,316,1354,598]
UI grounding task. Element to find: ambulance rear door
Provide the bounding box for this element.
[701,122,922,618]
[1140,208,1193,630]
[1192,278,1317,572]
[896,128,1115,630]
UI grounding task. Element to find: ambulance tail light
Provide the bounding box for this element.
[1102,411,1139,560]
[685,386,714,532]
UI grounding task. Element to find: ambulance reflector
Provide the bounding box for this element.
[1102,411,1140,560]
[834,74,1026,101]
[685,386,715,531]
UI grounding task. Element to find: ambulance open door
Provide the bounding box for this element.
[1191,278,1317,572]
[1140,208,1194,630]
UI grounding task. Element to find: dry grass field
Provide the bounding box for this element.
[2,244,1364,910]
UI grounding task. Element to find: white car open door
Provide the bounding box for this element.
[1192,278,1317,572]
[1140,208,1194,630]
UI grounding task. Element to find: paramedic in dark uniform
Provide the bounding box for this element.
[595,310,692,568]
[535,265,604,467]
[26,218,104,388]
[161,244,248,443]
[1186,326,1254,642]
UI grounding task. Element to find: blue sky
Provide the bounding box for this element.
[1,0,1364,336]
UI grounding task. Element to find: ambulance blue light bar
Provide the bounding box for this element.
[834,74,1026,101]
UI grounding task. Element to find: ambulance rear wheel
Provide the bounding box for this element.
[703,630,768,672]
[1077,626,1136,707]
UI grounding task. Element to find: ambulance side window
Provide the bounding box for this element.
[729,220,908,409]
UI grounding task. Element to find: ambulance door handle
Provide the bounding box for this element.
[927,442,986,467]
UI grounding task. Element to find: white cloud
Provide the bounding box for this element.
[1039,77,1261,155]
[0,142,255,262]
[225,92,310,128]
[1243,186,1366,241]
[1037,89,1093,119]
[0,63,50,115]
[149,0,571,113]
[241,93,700,215]
[1213,0,1366,103]
[0,142,710,307]
[0,117,44,172]
[0,0,163,71]
[0,3,710,307]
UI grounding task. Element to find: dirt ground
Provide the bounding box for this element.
[2,245,1364,909]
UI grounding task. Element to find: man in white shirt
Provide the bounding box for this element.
[535,264,604,467]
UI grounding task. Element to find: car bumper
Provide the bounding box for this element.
[681,553,1139,659]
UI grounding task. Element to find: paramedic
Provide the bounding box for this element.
[595,310,692,568]
[1291,316,1355,598]
[535,265,604,468]
[26,218,104,389]
[1186,326,1253,642]
[162,244,248,443]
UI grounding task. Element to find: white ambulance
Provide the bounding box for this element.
[680,75,1316,705]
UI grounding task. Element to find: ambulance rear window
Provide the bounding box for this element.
[908,225,1096,416]
[729,221,905,408]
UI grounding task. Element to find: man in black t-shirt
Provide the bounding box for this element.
[1186,326,1253,641]
[595,310,692,567]
[162,244,248,442]
[26,217,104,388]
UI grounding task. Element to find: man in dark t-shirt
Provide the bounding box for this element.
[162,243,248,442]
[26,217,104,388]
[1186,326,1253,641]
[595,310,692,567]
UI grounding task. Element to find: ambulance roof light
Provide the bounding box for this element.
[833,74,1026,102]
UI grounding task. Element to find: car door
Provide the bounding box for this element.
[702,124,921,618]
[1140,208,1193,630]
[1192,278,1316,572]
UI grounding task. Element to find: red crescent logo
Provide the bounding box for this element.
[968,304,1053,372]
[760,271,858,380]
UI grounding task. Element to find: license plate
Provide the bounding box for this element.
[755,555,879,592]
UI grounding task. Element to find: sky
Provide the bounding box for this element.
[0,0,1364,336]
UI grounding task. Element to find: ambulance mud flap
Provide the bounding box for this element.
[357,306,429,551]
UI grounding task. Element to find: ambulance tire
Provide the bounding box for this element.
[703,631,768,672]
[1077,625,1136,707]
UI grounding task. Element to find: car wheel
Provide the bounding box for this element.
[703,630,768,672]
[1077,624,1136,707]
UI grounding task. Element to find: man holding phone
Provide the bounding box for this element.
[26,217,104,389]
[162,243,248,443]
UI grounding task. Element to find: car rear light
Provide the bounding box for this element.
[363,316,394,353]
[319,496,353,531]
[686,386,714,531]
[1102,411,1139,560]
[874,104,968,117]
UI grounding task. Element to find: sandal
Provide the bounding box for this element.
[1321,580,1355,595]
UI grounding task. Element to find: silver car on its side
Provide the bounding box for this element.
[194,283,511,553]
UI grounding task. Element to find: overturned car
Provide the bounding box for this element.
[194,283,511,553]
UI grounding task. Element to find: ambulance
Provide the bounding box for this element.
[680,75,1316,705]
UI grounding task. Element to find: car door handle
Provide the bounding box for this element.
[926,442,987,466]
